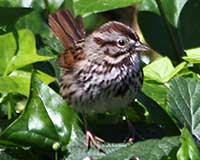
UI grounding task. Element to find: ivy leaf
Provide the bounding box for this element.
[0,29,54,75]
[66,126,180,160]
[0,72,78,149]
[0,70,55,96]
[143,57,186,83]
[168,77,200,138]
[98,136,180,160]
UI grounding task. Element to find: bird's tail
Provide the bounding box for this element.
[48,10,85,49]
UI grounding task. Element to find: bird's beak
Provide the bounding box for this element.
[132,41,151,52]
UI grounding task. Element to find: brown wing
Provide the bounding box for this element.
[48,10,86,69]
[48,10,86,49]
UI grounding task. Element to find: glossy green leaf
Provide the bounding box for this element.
[143,57,186,83]
[168,77,200,137]
[0,29,54,75]
[0,70,55,96]
[0,72,78,148]
[66,127,180,160]
[177,128,200,160]
[73,0,141,16]
[183,48,200,63]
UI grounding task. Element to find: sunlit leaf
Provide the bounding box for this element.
[0,70,55,96]
[142,81,168,109]
[177,127,200,160]
[183,48,200,63]
[143,57,186,83]
[0,29,54,75]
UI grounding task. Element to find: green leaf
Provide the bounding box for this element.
[138,0,200,60]
[0,7,32,34]
[168,77,200,137]
[0,29,54,75]
[0,70,55,96]
[179,0,200,49]
[139,0,188,27]
[0,147,36,160]
[0,72,78,148]
[73,0,141,16]
[177,128,200,160]
[66,127,180,160]
[138,0,188,60]
[143,57,186,83]
[142,81,168,109]
[16,9,49,38]
[183,48,200,64]
[138,91,179,136]
[0,0,29,7]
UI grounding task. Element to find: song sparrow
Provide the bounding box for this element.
[49,10,149,150]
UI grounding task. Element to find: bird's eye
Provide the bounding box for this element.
[117,39,127,48]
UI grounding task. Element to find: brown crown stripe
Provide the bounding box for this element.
[97,21,139,41]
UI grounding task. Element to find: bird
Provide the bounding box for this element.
[48,9,150,151]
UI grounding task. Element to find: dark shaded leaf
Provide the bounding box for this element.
[139,0,188,27]
[179,0,200,49]
[0,7,32,34]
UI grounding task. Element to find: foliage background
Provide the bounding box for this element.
[0,0,200,159]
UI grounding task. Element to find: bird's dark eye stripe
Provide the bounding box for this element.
[94,37,116,47]
[104,46,132,58]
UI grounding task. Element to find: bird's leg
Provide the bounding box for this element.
[82,115,105,152]
[121,114,136,143]
[126,119,136,142]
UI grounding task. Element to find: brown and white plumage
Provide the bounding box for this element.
[48,10,149,114]
[49,9,150,150]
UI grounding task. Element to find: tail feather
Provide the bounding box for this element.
[48,10,85,49]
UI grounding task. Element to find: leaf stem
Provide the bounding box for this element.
[55,151,58,160]
[155,0,181,62]
[7,100,12,120]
